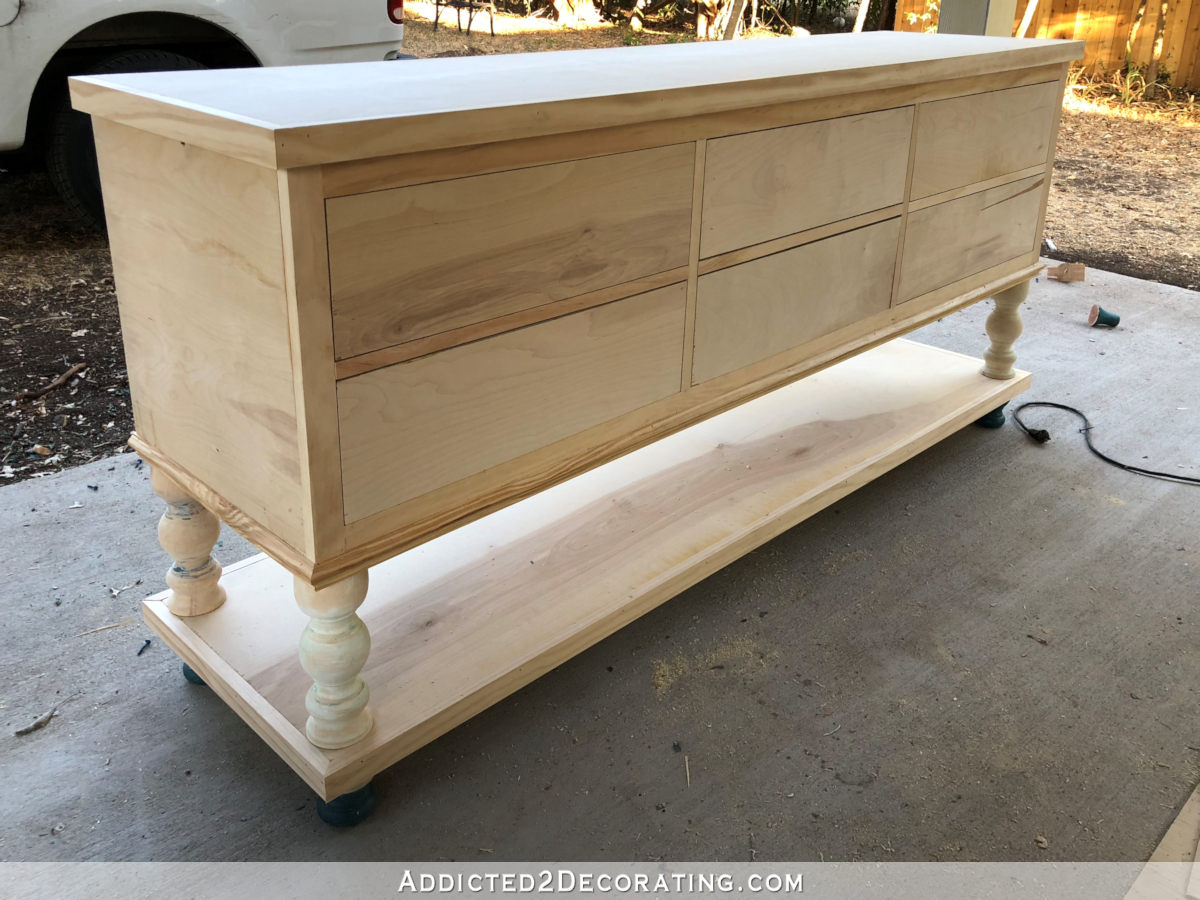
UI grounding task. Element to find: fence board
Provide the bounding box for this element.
[892,0,1199,88]
[1177,0,1200,85]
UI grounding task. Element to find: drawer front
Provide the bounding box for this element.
[692,219,901,384]
[899,175,1044,303]
[911,81,1060,199]
[338,284,687,524]
[327,144,694,360]
[700,107,912,259]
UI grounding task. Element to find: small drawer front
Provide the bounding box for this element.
[337,284,687,524]
[899,175,1044,303]
[911,81,1060,199]
[692,219,901,384]
[700,107,912,259]
[327,144,694,360]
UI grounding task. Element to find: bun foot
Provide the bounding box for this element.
[316,782,377,827]
[975,404,1008,429]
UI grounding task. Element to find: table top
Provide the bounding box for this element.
[70,32,1082,169]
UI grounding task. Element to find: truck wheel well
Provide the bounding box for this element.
[24,12,260,156]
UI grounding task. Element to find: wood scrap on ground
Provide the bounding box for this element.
[1047,263,1087,282]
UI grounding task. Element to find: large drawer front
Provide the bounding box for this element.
[337,284,687,524]
[899,175,1044,302]
[327,144,694,360]
[911,81,1059,199]
[692,219,901,384]
[700,107,912,259]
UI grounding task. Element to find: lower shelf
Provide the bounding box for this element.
[143,338,1031,799]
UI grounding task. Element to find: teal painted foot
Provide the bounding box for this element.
[975,403,1008,429]
[317,782,377,827]
[181,663,206,686]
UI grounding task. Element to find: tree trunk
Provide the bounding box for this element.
[852,0,871,31]
[722,0,746,37]
[630,0,647,31]
[1144,0,1169,95]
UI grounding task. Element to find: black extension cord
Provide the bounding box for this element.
[1011,402,1200,486]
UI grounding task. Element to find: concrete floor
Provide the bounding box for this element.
[2,264,1197,863]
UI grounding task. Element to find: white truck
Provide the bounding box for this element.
[0,0,407,225]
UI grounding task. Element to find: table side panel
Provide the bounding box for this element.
[337,284,688,524]
[692,218,902,384]
[700,106,912,259]
[94,118,307,553]
[327,144,695,360]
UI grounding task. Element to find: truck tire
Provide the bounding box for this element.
[47,50,206,229]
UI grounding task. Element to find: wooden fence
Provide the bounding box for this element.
[894,0,1200,91]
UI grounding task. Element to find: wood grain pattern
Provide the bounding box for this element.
[318,61,1067,199]
[1032,69,1070,266]
[128,433,320,583]
[332,267,689,380]
[72,34,1083,168]
[327,144,694,360]
[696,206,904,277]
[94,119,306,553]
[277,167,345,560]
[700,106,912,258]
[692,219,901,383]
[325,262,1042,588]
[337,285,687,523]
[898,175,1045,302]
[911,80,1061,198]
[907,163,1048,213]
[146,340,1031,799]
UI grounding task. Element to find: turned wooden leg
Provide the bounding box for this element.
[982,280,1029,380]
[150,467,226,617]
[294,571,373,750]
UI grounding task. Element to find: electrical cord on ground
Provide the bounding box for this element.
[1011,402,1200,486]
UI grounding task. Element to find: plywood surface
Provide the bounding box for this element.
[701,107,912,258]
[145,338,1031,799]
[337,285,687,524]
[71,34,1082,167]
[328,144,693,360]
[693,219,901,383]
[95,119,307,553]
[1125,781,1200,899]
[911,80,1060,198]
[899,174,1045,302]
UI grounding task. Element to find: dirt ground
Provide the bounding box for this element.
[1047,106,1200,292]
[1,15,1197,484]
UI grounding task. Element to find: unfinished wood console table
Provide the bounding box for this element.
[72,31,1082,824]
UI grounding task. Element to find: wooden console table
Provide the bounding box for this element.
[72,31,1082,824]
